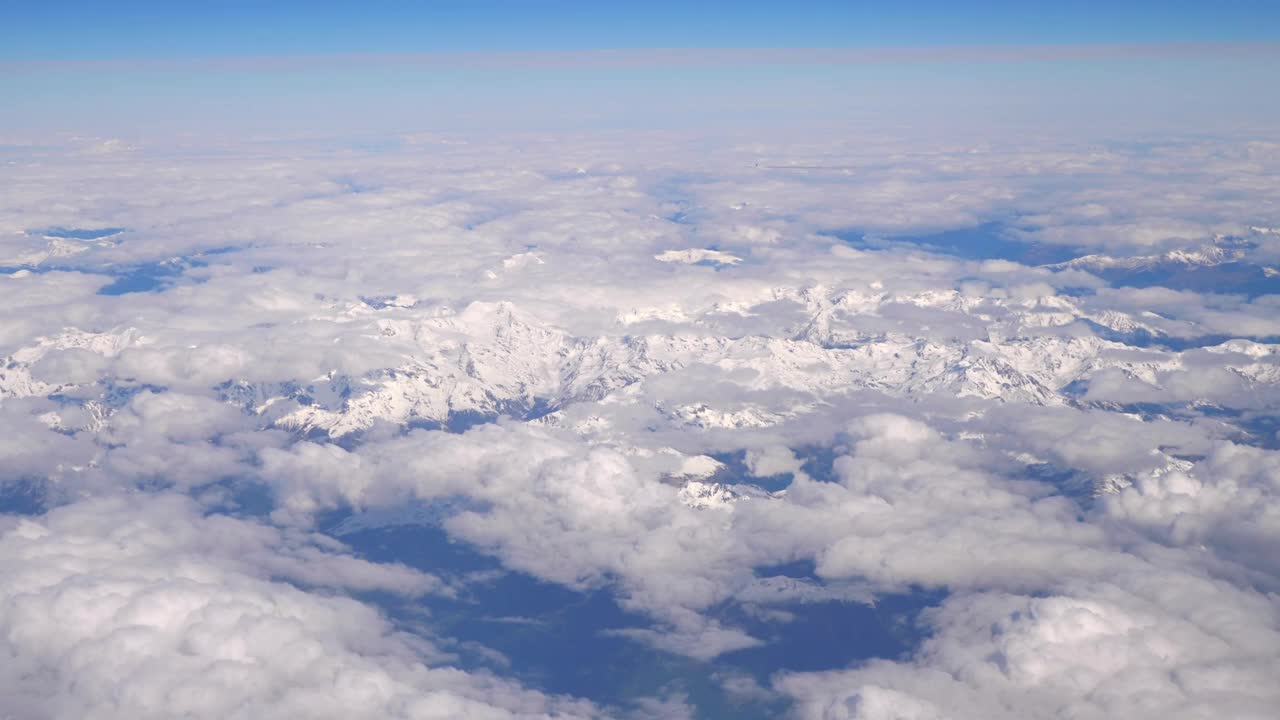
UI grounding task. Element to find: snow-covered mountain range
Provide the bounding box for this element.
[5,278,1274,506]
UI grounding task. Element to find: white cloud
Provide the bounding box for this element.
[777,573,1280,719]
[3,126,1280,716]
[0,494,603,720]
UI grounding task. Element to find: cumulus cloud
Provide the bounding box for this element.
[1104,441,1280,578]
[0,494,603,720]
[770,417,1280,720]
[3,124,1280,717]
[777,574,1280,719]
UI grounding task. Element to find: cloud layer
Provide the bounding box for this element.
[2,126,1279,717]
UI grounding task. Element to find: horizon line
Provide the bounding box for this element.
[6,41,1280,73]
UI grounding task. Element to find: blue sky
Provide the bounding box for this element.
[3,1,1278,137]
[5,0,1280,61]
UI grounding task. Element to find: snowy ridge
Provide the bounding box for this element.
[0,328,143,400]
[230,288,1235,437]
[4,287,1269,443]
[677,480,780,510]
[1045,232,1272,274]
